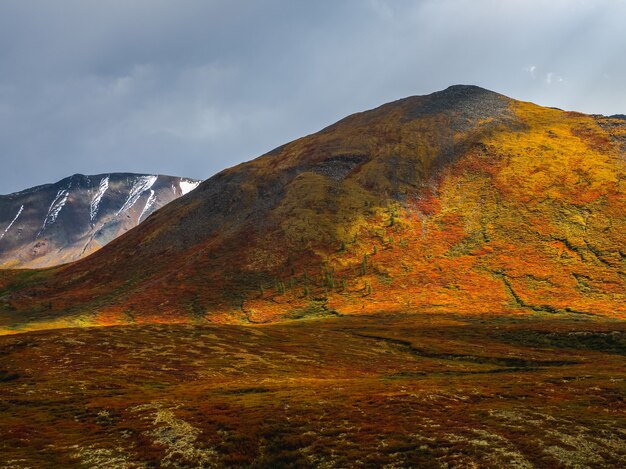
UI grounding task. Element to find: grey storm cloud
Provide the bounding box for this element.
[1,0,625,193]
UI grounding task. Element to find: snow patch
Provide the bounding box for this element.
[0,205,24,241]
[90,175,109,223]
[179,179,200,195]
[39,189,70,235]
[138,189,156,223]
[117,175,158,216]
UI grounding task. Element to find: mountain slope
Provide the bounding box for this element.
[1,85,624,332]
[0,173,201,268]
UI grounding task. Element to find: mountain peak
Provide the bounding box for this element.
[385,84,516,138]
[441,83,496,94]
[0,173,201,268]
[421,83,509,104]
[431,84,510,102]
[2,90,625,329]
[433,84,497,95]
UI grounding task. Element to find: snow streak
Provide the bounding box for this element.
[39,188,70,235]
[0,205,24,241]
[117,175,158,216]
[138,189,156,223]
[90,175,109,223]
[179,179,200,195]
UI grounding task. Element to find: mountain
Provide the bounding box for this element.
[0,173,201,268]
[1,85,624,332]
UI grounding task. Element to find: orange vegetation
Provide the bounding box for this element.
[0,86,624,333]
[1,314,625,467]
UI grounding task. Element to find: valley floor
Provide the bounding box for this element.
[1,313,625,468]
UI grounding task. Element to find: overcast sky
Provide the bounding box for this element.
[1,0,625,194]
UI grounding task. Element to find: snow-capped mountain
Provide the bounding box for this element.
[0,173,201,268]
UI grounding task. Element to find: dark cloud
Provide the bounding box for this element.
[1,0,625,193]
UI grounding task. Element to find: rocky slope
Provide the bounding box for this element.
[0,85,624,332]
[0,173,201,268]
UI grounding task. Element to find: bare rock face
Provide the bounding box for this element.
[0,173,201,268]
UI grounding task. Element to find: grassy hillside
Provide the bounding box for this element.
[0,86,624,333]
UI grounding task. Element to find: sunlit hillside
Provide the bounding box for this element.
[1,86,623,333]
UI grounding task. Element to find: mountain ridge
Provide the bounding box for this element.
[0,172,201,268]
